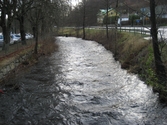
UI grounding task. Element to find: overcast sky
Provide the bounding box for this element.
[71,0,81,6]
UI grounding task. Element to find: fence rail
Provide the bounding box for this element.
[118,26,167,41]
[118,26,151,35]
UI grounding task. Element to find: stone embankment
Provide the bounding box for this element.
[0,51,32,81]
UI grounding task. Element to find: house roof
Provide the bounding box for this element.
[98,8,113,15]
[121,14,129,18]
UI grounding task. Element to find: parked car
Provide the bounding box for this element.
[0,34,14,47]
[0,35,3,47]
[11,34,21,43]
[26,33,33,39]
[9,35,14,45]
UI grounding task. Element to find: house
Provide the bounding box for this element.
[140,5,167,25]
[97,9,107,24]
[97,8,118,25]
[118,14,129,25]
[155,5,167,19]
[97,8,131,25]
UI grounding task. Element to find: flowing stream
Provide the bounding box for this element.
[0,37,167,125]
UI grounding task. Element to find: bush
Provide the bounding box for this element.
[103,16,119,24]
[39,36,59,55]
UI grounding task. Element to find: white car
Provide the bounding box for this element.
[10,36,14,44]
[11,34,21,43]
[26,33,33,39]
[0,35,3,47]
[0,34,14,47]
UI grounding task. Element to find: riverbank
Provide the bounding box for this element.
[0,36,58,86]
[59,28,167,103]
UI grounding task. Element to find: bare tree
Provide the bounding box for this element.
[149,0,166,81]
[40,0,64,36]
[114,0,119,56]
[104,0,110,39]
[16,0,33,45]
[27,0,44,54]
[119,0,166,81]
[82,0,86,39]
[0,0,17,50]
[27,0,66,54]
[85,0,105,26]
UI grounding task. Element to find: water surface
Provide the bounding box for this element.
[0,37,167,125]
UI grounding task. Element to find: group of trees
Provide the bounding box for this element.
[0,0,67,53]
[65,0,106,27]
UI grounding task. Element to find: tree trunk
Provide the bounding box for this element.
[34,26,38,54]
[82,0,86,39]
[150,0,166,81]
[1,9,10,51]
[105,0,109,39]
[114,0,119,56]
[33,26,36,39]
[34,25,39,54]
[2,26,10,51]
[19,14,26,45]
[41,19,45,37]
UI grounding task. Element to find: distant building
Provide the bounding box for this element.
[118,14,129,26]
[97,9,107,24]
[139,5,167,25]
[97,8,118,25]
[97,8,131,26]
[141,6,167,18]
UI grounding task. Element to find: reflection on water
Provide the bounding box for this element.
[0,37,167,125]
